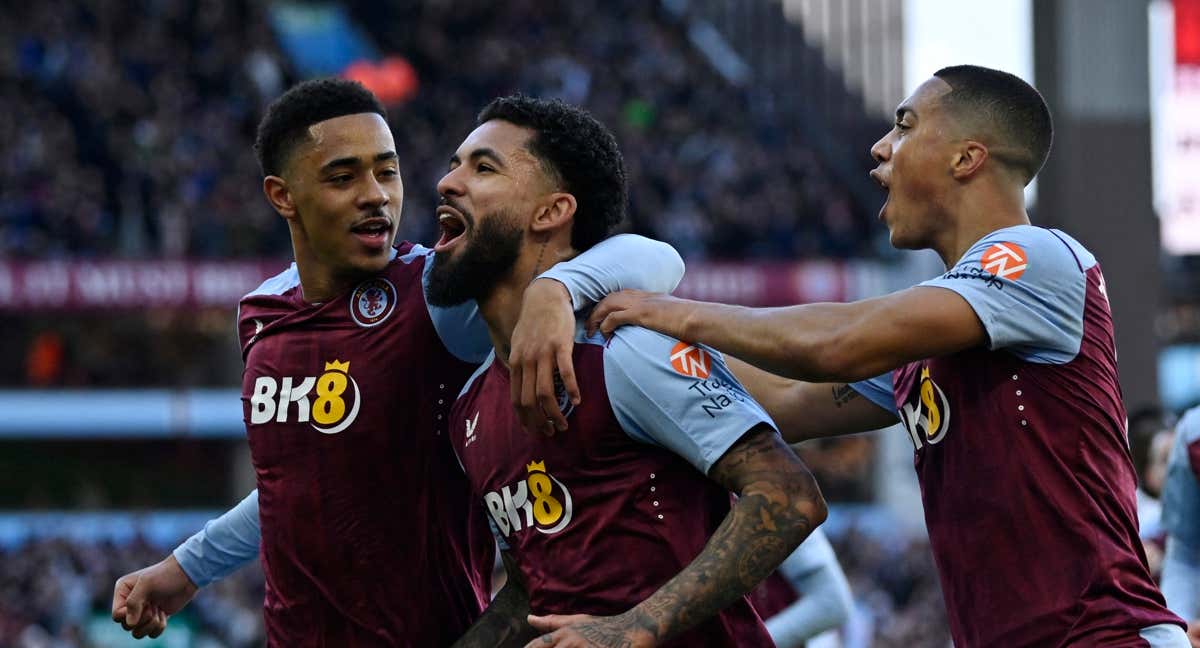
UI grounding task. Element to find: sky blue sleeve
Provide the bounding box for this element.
[919,226,1092,364]
[849,372,898,415]
[1162,535,1200,621]
[1162,407,1200,547]
[172,490,260,587]
[601,327,777,474]
[538,234,685,308]
[412,245,493,364]
[766,528,854,646]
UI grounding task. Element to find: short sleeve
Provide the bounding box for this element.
[779,527,838,580]
[920,226,1092,364]
[850,372,898,414]
[1163,407,1200,546]
[601,327,777,475]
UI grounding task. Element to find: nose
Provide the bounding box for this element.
[358,174,389,210]
[436,165,465,199]
[871,133,891,164]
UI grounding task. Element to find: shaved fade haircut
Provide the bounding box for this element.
[254,78,387,177]
[477,95,627,252]
[934,65,1053,185]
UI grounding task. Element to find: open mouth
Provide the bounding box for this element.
[350,217,393,249]
[434,206,468,253]
[869,169,890,222]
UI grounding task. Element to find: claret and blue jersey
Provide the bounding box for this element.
[851,225,1185,647]
[450,324,779,647]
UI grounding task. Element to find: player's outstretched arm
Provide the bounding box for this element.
[510,235,685,435]
[112,490,261,638]
[588,286,986,383]
[725,356,897,443]
[525,425,826,648]
[454,552,540,648]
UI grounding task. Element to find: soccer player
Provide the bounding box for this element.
[1162,405,1200,646]
[749,528,853,648]
[109,79,685,646]
[436,96,826,648]
[587,65,1189,647]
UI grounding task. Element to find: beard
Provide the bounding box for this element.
[425,207,524,307]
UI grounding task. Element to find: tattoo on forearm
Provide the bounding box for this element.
[831,384,860,408]
[627,427,822,642]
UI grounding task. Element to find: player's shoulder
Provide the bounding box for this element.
[1178,405,1200,445]
[456,350,497,400]
[597,325,701,371]
[957,225,1095,280]
[242,262,301,303]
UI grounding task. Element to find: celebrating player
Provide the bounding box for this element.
[433,95,826,648]
[1162,405,1200,646]
[587,65,1188,647]
[110,79,685,646]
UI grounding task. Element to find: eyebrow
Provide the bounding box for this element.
[320,151,398,173]
[449,147,507,169]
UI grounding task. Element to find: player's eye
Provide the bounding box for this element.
[477,163,494,173]
[331,174,353,184]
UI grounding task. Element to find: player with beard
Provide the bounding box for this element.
[109,79,685,647]
[435,95,827,648]
[586,66,1188,647]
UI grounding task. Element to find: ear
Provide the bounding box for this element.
[530,192,577,235]
[951,140,989,180]
[263,175,298,220]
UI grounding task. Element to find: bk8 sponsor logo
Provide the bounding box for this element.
[249,359,362,434]
[484,460,574,538]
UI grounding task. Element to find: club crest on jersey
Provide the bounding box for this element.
[898,367,951,450]
[980,242,1028,281]
[483,460,574,538]
[349,278,397,327]
[248,359,362,434]
[669,341,712,379]
[553,371,575,417]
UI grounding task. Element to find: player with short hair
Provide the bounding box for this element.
[1161,405,1200,646]
[435,95,826,648]
[110,78,685,646]
[588,65,1189,647]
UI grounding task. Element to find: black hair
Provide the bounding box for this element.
[933,65,1053,185]
[254,78,387,176]
[477,95,626,251]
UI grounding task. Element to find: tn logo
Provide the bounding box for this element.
[980,242,1028,281]
[899,367,951,450]
[249,360,362,434]
[484,460,574,538]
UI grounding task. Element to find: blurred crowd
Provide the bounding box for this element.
[0,535,264,648]
[0,0,879,262]
[0,517,950,648]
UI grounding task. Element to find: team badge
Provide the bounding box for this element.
[669,341,712,379]
[980,242,1028,281]
[553,371,575,418]
[349,278,397,327]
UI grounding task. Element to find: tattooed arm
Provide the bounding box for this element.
[724,356,898,444]
[525,425,827,647]
[454,552,540,648]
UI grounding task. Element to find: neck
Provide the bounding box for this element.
[480,238,576,367]
[291,228,356,303]
[932,177,1031,268]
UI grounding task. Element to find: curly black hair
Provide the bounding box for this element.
[477,95,627,251]
[933,65,1053,185]
[254,78,387,176]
